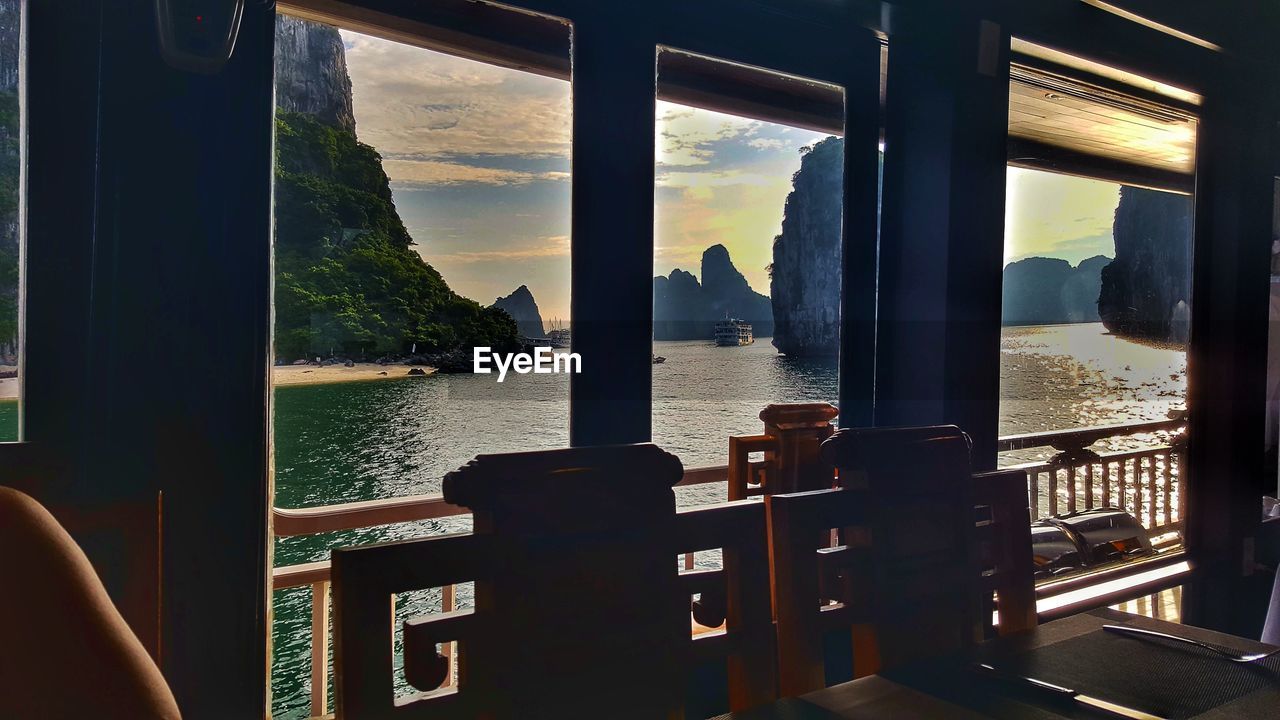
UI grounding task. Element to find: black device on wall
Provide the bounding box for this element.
[154,0,245,73]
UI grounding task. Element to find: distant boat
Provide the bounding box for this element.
[547,318,571,349]
[714,318,753,346]
[652,355,666,364]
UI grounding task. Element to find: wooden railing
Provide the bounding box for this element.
[271,464,730,718]
[998,417,1187,537]
[273,415,1187,718]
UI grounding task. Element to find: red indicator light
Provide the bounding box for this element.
[195,15,202,22]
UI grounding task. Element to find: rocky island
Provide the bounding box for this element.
[492,285,546,339]
[272,16,518,363]
[770,137,843,356]
[653,244,773,340]
[1002,255,1110,326]
[1098,186,1193,343]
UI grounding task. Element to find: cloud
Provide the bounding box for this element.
[385,158,569,187]
[340,29,571,174]
[431,235,570,264]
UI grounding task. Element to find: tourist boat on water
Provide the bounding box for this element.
[548,328,571,349]
[544,319,571,349]
[714,318,753,346]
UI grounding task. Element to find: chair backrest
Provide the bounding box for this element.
[766,425,1035,697]
[333,443,778,719]
[673,500,777,714]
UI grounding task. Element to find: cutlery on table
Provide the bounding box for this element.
[973,662,1167,720]
[1103,624,1280,664]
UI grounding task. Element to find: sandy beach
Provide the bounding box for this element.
[273,363,435,387]
[0,363,435,400]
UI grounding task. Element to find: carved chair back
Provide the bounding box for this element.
[766,425,1035,697]
[333,443,777,719]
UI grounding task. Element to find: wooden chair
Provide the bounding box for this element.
[332,443,776,719]
[766,425,1036,697]
[673,500,777,715]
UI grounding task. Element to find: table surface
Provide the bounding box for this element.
[723,609,1280,720]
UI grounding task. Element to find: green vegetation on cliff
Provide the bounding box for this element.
[0,92,20,363]
[273,110,517,359]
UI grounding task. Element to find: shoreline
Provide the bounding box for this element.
[0,363,438,400]
[273,363,436,388]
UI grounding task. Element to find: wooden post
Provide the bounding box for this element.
[310,580,330,718]
[569,11,655,446]
[875,8,1010,470]
[1182,75,1275,636]
[760,403,840,494]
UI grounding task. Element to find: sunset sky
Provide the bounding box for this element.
[341,30,1122,325]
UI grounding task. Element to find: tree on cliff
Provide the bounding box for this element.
[0,89,17,363]
[274,114,518,359]
[272,17,518,360]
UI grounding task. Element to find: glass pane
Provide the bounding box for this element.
[1000,168,1192,579]
[0,0,21,442]
[271,13,570,717]
[651,92,843,506]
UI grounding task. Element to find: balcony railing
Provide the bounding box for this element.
[271,464,731,718]
[998,417,1186,539]
[272,416,1187,719]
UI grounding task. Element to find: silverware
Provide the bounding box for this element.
[1103,624,1280,663]
[974,663,1167,720]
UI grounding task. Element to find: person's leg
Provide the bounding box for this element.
[0,487,181,719]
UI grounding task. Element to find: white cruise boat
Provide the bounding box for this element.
[714,318,753,346]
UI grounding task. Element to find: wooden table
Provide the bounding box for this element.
[722,609,1280,719]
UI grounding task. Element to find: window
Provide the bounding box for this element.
[0,0,21,442]
[651,49,845,504]
[270,11,570,717]
[1001,44,1195,581]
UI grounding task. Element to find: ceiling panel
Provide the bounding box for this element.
[1008,64,1196,175]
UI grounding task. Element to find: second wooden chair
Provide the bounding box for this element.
[766,425,1036,697]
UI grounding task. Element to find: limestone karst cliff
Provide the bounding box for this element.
[493,285,546,338]
[1002,255,1109,326]
[653,244,773,340]
[1099,186,1193,343]
[0,0,18,364]
[274,15,356,133]
[272,16,517,359]
[770,137,842,356]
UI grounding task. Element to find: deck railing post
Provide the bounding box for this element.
[310,580,330,718]
[442,583,456,688]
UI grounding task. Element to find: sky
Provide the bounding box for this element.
[1004,167,1121,267]
[340,29,1125,325]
